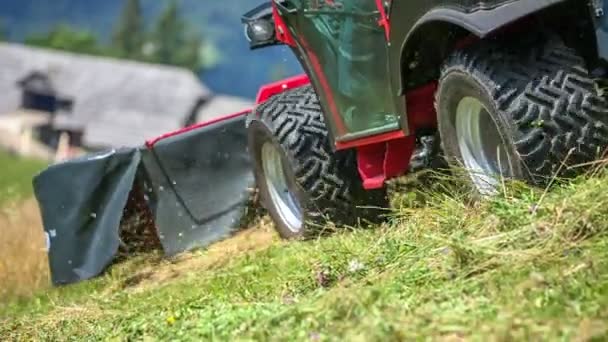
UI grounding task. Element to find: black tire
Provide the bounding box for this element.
[247,85,388,239]
[436,33,608,194]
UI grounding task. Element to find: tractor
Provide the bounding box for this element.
[30,0,608,285]
[242,0,608,239]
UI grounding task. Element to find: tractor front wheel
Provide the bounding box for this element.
[248,85,388,239]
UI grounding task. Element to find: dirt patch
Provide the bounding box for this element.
[123,216,279,292]
[0,199,50,301]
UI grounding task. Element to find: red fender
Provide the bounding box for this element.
[255,74,311,104]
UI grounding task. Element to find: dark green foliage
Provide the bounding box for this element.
[21,0,203,73]
[149,0,202,71]
[0,19,7,41]
[269,64,290,81]
[111,0,144,59]
[25,24,104,55]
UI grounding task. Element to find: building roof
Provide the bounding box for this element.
[0,42,212,149]
[195,95,254,123]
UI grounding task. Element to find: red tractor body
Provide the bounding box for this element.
[244,0,608,191]
[243,0,608,238]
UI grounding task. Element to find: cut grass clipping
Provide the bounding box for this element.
[2,168,608,341]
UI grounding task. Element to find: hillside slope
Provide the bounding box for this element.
[2,170,608,340]
[0,150,47,206]
[0,150,49,302]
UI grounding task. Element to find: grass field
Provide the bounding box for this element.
[0,150,50,302]
[0,150,48,206]
[1,168,608,341]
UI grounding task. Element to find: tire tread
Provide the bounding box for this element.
[440,34,608,182]
[251,85,386,235]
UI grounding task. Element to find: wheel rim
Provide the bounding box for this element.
[261,142,303,232]
[455,96,511,195]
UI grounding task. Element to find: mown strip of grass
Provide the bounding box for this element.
[0,150,47,205]
[2,171,608,341]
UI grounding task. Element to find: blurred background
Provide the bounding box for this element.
[0,0,300,302]
[0,0,302,160]
[0,0,301,96]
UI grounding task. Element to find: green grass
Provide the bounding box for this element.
[0,150,48,205]
[2,170,608,341]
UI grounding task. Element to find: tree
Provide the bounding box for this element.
[25,25,102,55]
[0,19,7,41]
[112,0,144,59]
[151,0,203,72]
[270,64,290,81]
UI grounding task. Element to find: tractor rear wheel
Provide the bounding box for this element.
[436,33,608,195]
[247,85,388,239]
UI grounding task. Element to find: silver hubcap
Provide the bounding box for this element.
[261,142,303,232]
[455,96,511,195]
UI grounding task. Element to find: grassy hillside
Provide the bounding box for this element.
[0,150,47,205]
[2,170,608,340]
[0,150,50,303]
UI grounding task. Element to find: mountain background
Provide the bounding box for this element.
[0,0,303,99]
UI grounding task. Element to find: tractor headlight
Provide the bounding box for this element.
[245,19,275,43]
[242,2,280,49]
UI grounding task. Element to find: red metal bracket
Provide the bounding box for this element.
[335,130,405,150]
[355,81,438,189]
[272,2,296,47]
[375,0,391,41]
[356,135,415,189]
[406,82,438,129]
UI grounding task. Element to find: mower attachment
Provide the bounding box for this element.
[34,111,254,285]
